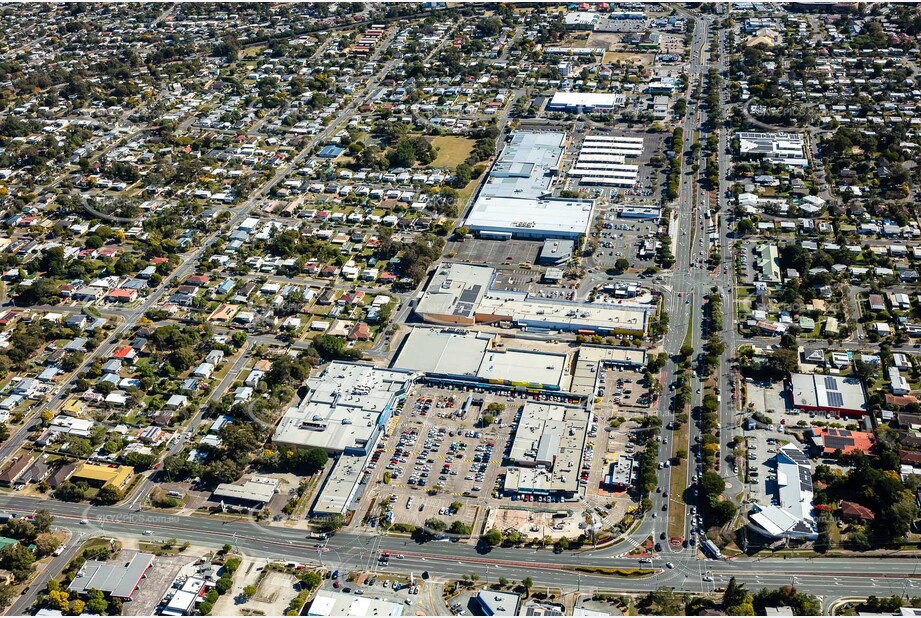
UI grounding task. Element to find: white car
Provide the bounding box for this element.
[703,575,713,582]
[666,562,675,569]
[143,530,153,536]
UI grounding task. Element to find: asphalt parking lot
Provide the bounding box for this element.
[490,268,539,293]
[362,385,523,530]
[361,382,605,530]
[593,212,660,270]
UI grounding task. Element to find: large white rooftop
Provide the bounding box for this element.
[272,362,414,453]
[392,327,568,389]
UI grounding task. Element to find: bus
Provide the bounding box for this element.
[702,539,722,560]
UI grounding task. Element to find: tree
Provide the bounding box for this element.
[54,481,87,503]
[449,521,471,535]
[123,451,157,471]
[711,500,737,526]
[85,589,108,614]
[0,543,35,581]
[300,571,322,590]
[613,258,630,274]
[700,471,726,500]
[482,528,502,546]
[242,585,257,600]
[0,584,15,609]
[48,590,70,611]
[70,599,86,616]
[318,514,345,534]
[34,534,60,558]
[95,485,122,505]
[498,576,509,588]
[215,575,233,594]
[723,577,747,608]
[3,518,35,542]
[65,436,93,457]
[425,518,447,532]
[32,509,52,534]
[522,576,533,597]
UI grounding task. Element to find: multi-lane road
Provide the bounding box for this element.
[4,495,921,613]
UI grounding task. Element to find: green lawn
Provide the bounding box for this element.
[428,136,475,169]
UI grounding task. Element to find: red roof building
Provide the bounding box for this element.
[807,426,876,456]
[347,322,371,341]
[111,346,137,361]
[839,500,875,522]
[106,288,138,303]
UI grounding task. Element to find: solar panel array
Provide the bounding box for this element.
[824,376,844,408]
[454,285,482,316]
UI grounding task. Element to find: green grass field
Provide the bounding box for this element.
[428,136,475,169]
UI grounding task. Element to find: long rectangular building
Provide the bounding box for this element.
[464,131,595,240]
[415,263,649,336]
[548,92,625,112]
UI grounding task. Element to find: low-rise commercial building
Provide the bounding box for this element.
[747,445,817,541]
[415,263,649,336]
[788,373,868,417]
[736,132,808,167]
[212,476,279,508]
[273,362,415,455]
[463,132,594,240]
[504,402,590,498]
[547,92,625,112]
[308,592,404,617]
[68,552,155,600]
[70,463,134,490]
[392,327,569,392]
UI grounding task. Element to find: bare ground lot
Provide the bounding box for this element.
[484,507,585,541]
[212,558,300,616]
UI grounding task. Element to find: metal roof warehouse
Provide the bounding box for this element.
[464,131,595,240]
[788,372,868,417]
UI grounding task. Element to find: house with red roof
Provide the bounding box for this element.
[347,322,371,341]
[111,346,137,362]
[807,426,876,456]
[838,500,875,522]
[106,288,138,303]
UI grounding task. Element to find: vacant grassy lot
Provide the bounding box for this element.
[428,136,475,169]
[601,51,656,65]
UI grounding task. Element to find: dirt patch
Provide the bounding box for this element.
[211,558,300,616]
[484,507,585,541]
[248,570,300,615]
[600,51,656,65]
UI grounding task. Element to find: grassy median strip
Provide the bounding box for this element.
[568,567,655,577]
[667,421,689,540]
[667,318,694,541]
